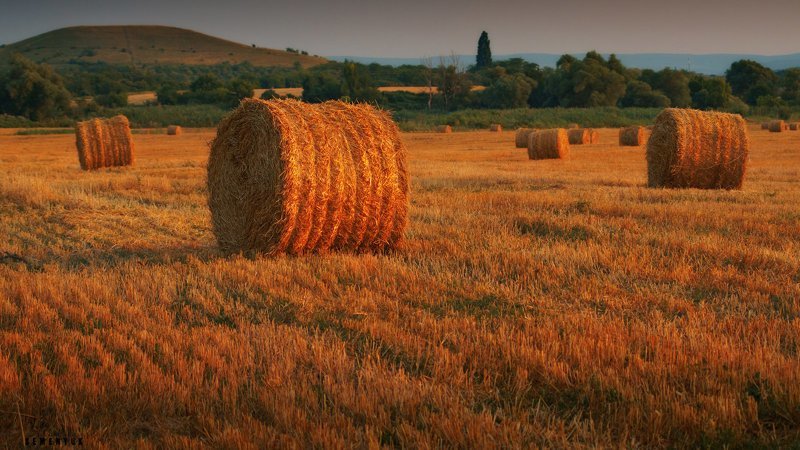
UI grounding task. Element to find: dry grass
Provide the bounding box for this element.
[207,99,408,256]
[1,126,799,448]
[647,109,749,190]
[528,128,570,160]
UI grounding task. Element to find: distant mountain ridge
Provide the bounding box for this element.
[328,53,800,75]
[0,26,327,68]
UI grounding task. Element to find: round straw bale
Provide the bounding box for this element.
[528,129,570,160]
[768,120,785,132]
[74,115,134,170]
[619,126,645,146]
[436,125,452,133]
[646,108,749,189]
[588,129,600,144]
[515,128,536,148]
[167,125,182,135]
[790,122,799,131]
[568,128,590,145]
[207,98,409,256]
[489,124,502,132]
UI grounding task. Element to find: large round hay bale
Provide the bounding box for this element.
[528,129,570,160]
[568,128,590,145]
[207,98,409,256]
[768,120,785,132]
[515,128,536,148]
[619,126,645,146]
[790,122,799,131]
[75,115,135,170]
[167,125,182,135]
[489,124,502,132]
[436,125,452,133]
[646,108,749,189]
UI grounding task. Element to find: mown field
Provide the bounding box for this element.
[0,126,798,448]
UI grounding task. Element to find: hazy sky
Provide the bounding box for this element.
[0,0,798,57]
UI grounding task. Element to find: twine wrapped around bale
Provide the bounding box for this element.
[568,129,590,145]
[515,128,536,148]
[75,115,135,170]
[769,120,785,132]
[489,124,502,132]
[528,129,570,160]
[207,98,409,255]
[646,108,749,189]
[790,123,799,131]
[167,125,182,135]
[619,126,645,146]
[436,125,452,133]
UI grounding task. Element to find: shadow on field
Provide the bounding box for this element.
[58,244,221,270]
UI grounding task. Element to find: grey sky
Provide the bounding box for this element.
[1,0,798,57]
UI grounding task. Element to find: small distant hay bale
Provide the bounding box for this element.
[768,120,785,132]
[436,125,452,133]
[588,129,600,144]
[75,115,135,170]
[207,98,409,256]
[567,123,579,129]
[568,128,590,145]
[515,128,536,148]
[489,124,502,132]
[528,129,570,160]
[619,126,645,146]
[760,122,770,130]
[167,125,182,135]
[646,108,749,189]
[790,122,799,131]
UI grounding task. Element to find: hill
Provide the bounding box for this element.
[0,25,326,68]
[329,52,800,75]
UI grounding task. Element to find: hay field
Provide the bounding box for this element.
[0,127,799,448]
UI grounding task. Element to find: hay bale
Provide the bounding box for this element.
[619,126,645,146]
[515,128,536,148]
[568,128,590,145]
[167,125,182,135]
[489,124,502,132]
[588,129,600,144]
[75,115,135,170]
[790,122,799,131]
[646,108,749,189]
[207,98,409,256]
[768,120,785,132]
[760,122,770,130]
[528,129,570,160]
[436,125,452,133]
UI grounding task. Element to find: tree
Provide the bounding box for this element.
[421,57,434,110]
[341,62,380,102]
[0,54,72,121]
[619,81,670,107]
[780,68,800,105]
[690,76,732,109]
[481,74,535,109]
[725,60,778,105]
[642,68,692,108]
[476,31,492,68]
[438,53,472,110]
[302,73,342,103]
[227,78,255,107]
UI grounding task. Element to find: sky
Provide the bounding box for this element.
[0,0,798,57]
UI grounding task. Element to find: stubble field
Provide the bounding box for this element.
[0,126,798,448]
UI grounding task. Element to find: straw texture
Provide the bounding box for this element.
[619,126,645,146]
[528,129,570,160]
[207,98,409,256]
[769,120,786,132]
[646,108,749,190]
[74,115,135,170]
[568,129,590,145]
[167,125,182,135]
[515,128,536,148]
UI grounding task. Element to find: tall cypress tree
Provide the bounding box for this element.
[476,31,492,68]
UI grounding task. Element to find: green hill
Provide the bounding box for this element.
[0,25,326,68]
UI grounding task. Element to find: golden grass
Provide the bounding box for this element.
[207,99,408,256]
[646,108,749,189]
[528,128,570,160]
[1,126,799,447]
